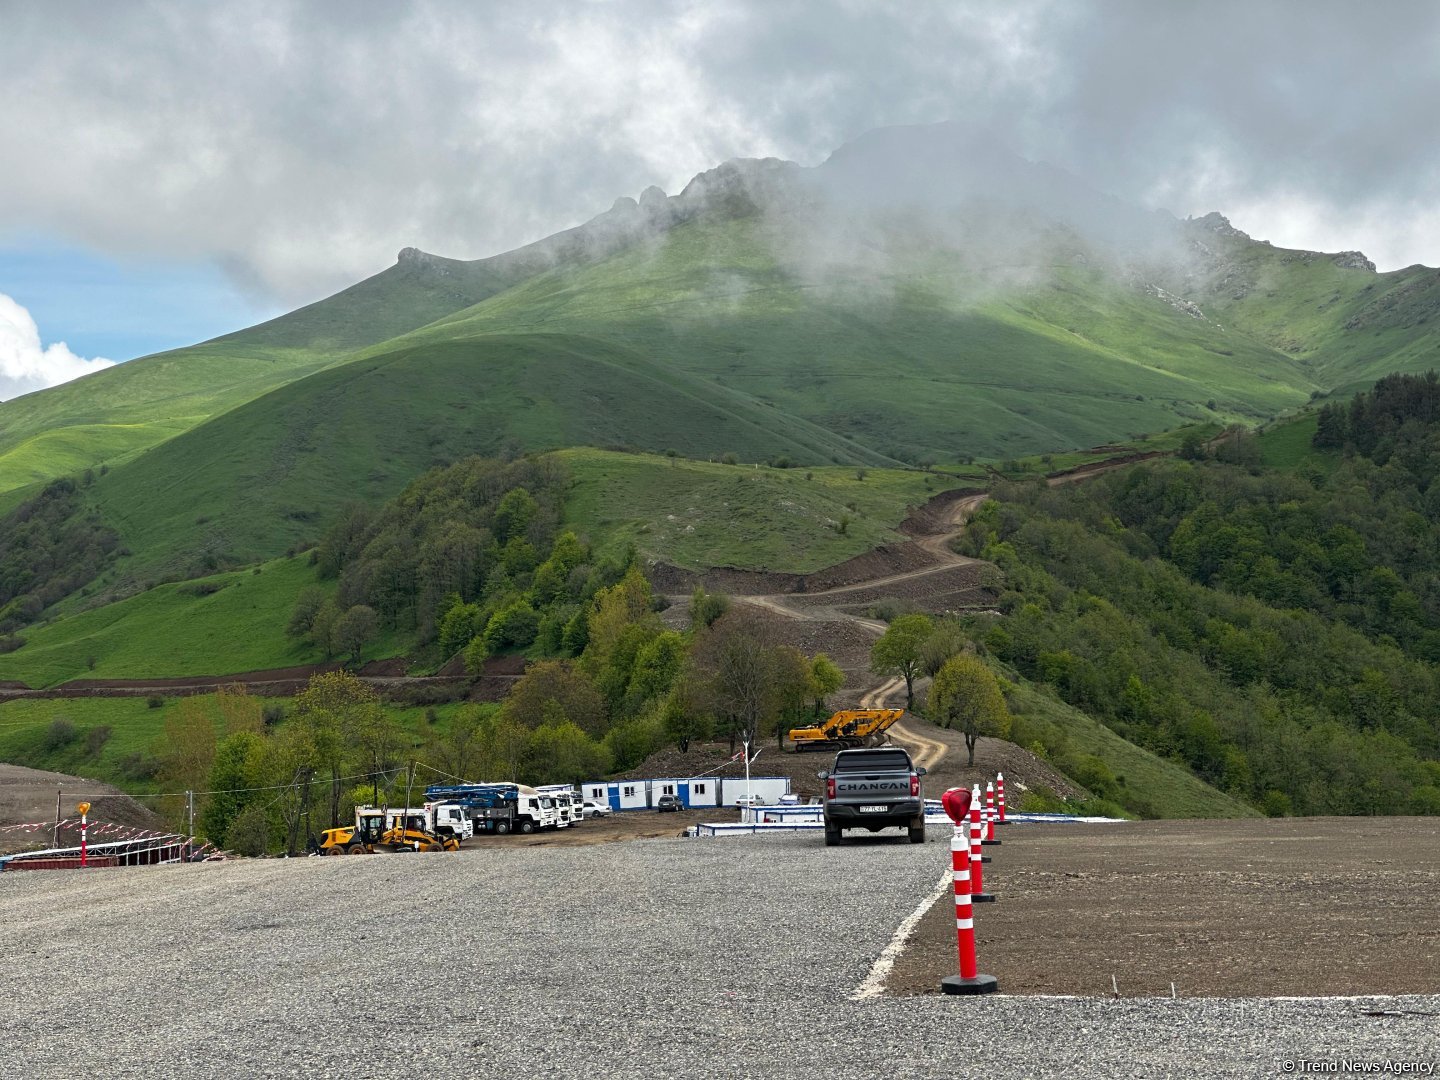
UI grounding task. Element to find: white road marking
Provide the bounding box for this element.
[850,870,953,1001]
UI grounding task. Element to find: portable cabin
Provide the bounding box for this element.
[613,780,648,811]
[718,776,791,807]
[582,782,610,809]
[648,778,719,809]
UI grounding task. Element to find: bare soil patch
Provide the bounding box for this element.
[888,817,1440,998]
[0,763,167,855]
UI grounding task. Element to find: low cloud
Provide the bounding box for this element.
[0,293,114,401]
[3,1,1440,307]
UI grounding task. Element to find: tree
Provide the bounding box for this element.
[809,654,845,714]
[661,675,713,753]
[694,610,775,754]
[201,730,265,847]
[427,704,492,782]
[292,671,389,827]
[870,613,934,710]
[525,717,612,786]
[333,604,379,665]
[625,630,687,709]
[920,622,967,678]
[501,660,607,736]
[770,645,813,749]
[689,587,729,630]
[929,654,1012,766]
[286,586,328,638]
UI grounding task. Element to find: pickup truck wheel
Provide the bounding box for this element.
[824,826,841,847]
[908,825,926,844]
[494,821,511,835]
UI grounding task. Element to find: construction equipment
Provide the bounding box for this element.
[316,806,461,854]
[788,709,905,752]
[424,783,556,835]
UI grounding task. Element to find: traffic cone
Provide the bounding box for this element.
[968,784,994,903]
[983,782,1000,845]
[939,787,999,996]
[997,772,1007,822]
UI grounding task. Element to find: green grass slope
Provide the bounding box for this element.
[559,449,972,571]
[0,254,542,496]
[1178,218,1440,391]
[1007,682,1259,819]
[0,556,325,688]
[366,214,1319,462]
[85,333,899,582]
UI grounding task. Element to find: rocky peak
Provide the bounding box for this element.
[1193,212,1251,241]
[1331,250,1377,272]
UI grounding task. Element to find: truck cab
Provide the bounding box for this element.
[818,747,927,846]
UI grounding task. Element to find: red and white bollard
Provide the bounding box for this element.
[78,801,90,867]
[983,781,1000,845]
[968,783,994,903]
[997,772,1007,823]
[939,787,999,995]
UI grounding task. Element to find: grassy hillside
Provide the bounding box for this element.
[1006,682,1259,819]
[82,333,898,583]
[0,253,540,497]
[560,449,978,571]
[0,556,329,688]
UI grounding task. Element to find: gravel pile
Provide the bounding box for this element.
[2,835,1437,1078]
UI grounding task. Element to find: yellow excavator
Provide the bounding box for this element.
[788,709,904,752]
[317,808,460,854]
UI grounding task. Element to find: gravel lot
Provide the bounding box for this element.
[3,833,1438,1079]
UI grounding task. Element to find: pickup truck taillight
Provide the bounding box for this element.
[909,773,920,797]
[826,777,836,800]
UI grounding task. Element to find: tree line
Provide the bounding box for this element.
[956,460,1440,817]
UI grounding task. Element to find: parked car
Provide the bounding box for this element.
[580,800,612,818]
[656,794,682,813]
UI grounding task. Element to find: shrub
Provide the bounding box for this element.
[227,803,272,857]
[147,696,165,709]
[83,725,112,757]
[261,703,286,727]
[116,751,161,782]
[41,718,78,753]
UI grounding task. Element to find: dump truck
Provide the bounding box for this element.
[424,783,555,835]
[788,709,905,752]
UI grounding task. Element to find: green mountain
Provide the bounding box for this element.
[5,121,1440,614]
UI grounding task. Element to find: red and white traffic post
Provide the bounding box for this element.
[939,787,998,995]
[983,781,1000,845]
[78,801,91,867]
[968,783,995,902]
[996,772,1007,822]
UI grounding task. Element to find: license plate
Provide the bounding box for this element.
[859,805,887,813]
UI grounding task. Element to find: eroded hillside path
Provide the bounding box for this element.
[737,491,990,770]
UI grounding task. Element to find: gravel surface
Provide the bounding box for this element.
[3,834,1438,1078]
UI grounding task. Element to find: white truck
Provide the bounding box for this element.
[363,803,474,841]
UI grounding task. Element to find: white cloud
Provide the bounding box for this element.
[0,293,114,402]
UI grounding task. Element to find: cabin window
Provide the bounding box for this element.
[663,784,674,794]
[694,784,706,795]
[623,785,636,797]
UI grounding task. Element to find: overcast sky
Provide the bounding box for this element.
[3,0,1440,395]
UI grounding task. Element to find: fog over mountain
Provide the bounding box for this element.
[3,0,1440,310]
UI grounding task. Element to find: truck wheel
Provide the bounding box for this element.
[346,844,367,855]
[824,826,841,847]
[908,825,926,844]
[518,820,534,834]
[323,845,344,856]
[494,821,511,835]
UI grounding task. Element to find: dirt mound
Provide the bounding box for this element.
[896,486,986,537]
[0,763,168,855]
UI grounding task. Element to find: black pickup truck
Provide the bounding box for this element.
[817,747,927,846]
